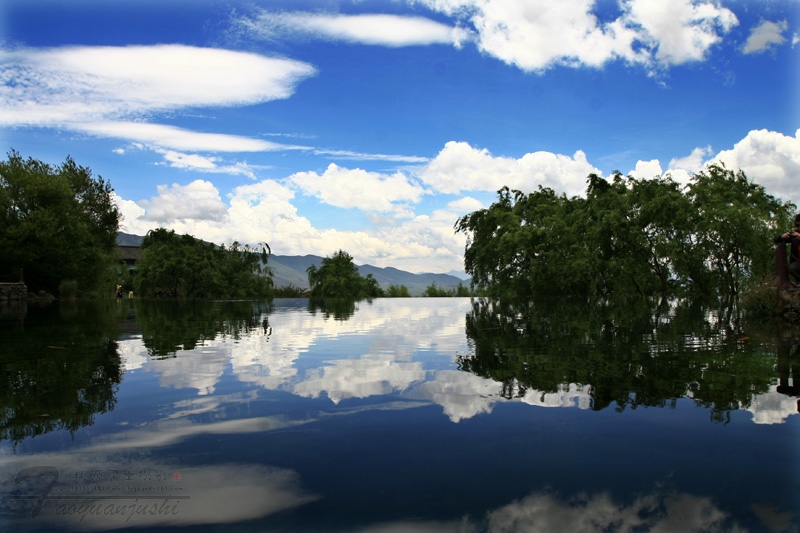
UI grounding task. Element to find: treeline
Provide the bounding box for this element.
[456,165,795,299]
[134,228,272,298]
[305,249,474,298]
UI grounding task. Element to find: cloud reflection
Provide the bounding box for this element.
[355,489,756,533]
[1,455,317,530]
[118,299,800,426]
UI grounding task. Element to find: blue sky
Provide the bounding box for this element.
[1,0,798,274]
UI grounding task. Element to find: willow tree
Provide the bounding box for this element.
[455,167,794,299]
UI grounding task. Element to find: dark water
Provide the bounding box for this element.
[1,297,798,532]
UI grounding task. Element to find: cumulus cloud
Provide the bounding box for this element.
[487,490,735,532]
[743,19,788,54]
[117,172,465,273]
[289,163,426,215]
[238,11,471,48]
[711,129,800,207]
[139,180,229,224]
[628,159,664,179]
[447,196,484,213]
[233,0,737,73]
[0,45,316,127]
[419,141,600,196]
[116,129,800,274]
[622,0,738,66]
[411,0,737,72]
[669,145,713,172]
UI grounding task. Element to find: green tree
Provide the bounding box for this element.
[134,229,272,298]
[455,168,794,299]
[386,284,411,297]
[0,150,121,295]
[682,164,792,297]
[306,250,384,298]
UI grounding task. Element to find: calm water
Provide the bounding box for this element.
[1,297,798,532]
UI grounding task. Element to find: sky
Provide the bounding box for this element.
[1,0,798,275]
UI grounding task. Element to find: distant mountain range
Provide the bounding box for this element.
[118,232,468,296]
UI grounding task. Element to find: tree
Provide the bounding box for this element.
[455,168,794,299]
[134,228,272,298]
[682,164,792,297]
[306,250,384,299]
[0,150,121,295]
[386,284,411,297]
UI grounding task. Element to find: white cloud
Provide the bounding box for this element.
[139,180,229,224]
[447,196,484,213]
[669,145,712,172]
[622,0,738,66]
[487,490,734,532]
[412,0,737,72]
[711,129,800,208]
[239,11,471,48]
[463,0,639,70]
[419,141,600,196]
[289,163,427,214]
[0,45,316,127]
[117,172,466,273]
[743,19,788,54]
[116,130,800,274]
[628,159,663,179]
[153,149,264,179]
[77,122,307,152]
[314,148,429,163]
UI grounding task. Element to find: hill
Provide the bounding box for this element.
[117,232,467,296]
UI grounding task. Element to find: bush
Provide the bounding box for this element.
[274,284,310,297]
[739,278,780,317]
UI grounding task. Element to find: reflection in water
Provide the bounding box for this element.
[308,297,358,320]
[1,454,317,530]
[0,301,122,443]
[459,298,790,422]
[134,299,272,358]
[2,298,798,531]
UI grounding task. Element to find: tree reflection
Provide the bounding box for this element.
[459,298,778,420]
[776,330,800,413]
[307,298,359,320]
[0,301,122,443]
[135,300,272,358]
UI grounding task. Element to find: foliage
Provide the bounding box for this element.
[739,277,781,318]
[386,284,411,297]
[455,166,795,299]
[0,150,121,295]
[422,282,474,297]
[458,297,778,420]
[306,250,384,299]
[273,284,310,298]
[0,301,122,442]
[134,228,273,298]
[134,299,271,357]
[58,279,79,300]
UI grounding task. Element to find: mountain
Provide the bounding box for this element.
[117,233,467,296]
[267,256,466,295]
[117,232,144,247]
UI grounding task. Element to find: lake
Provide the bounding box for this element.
[1,297,798,532]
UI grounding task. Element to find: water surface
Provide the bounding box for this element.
[1,297,798,532]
